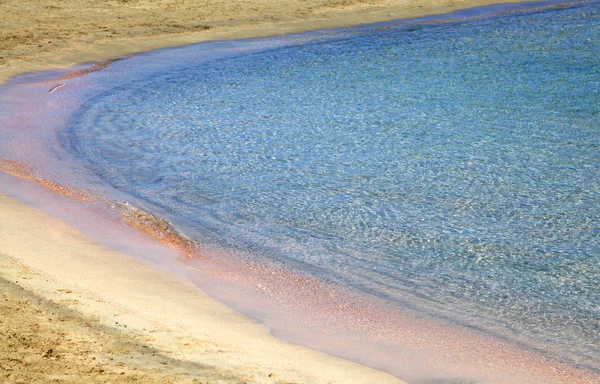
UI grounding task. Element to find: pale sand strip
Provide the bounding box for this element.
[0,190,403,383]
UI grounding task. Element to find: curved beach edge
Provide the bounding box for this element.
[0,190,405,383]
[0,0,532,85]
[0,0,553,382]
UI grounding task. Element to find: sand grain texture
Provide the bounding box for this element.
[0,266,249,384]
[0,0,525,83]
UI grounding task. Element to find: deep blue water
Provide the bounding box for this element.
[62,1,599,372]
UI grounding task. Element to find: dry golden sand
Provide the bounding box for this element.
[1,0,527,383]
[0,262,247,384]
[0,0,527,83]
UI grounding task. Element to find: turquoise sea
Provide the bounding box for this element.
[1,1,599,383]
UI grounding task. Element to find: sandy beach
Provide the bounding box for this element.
[0,0,556,383]
[0,0,529,84]
[0,190,404,383]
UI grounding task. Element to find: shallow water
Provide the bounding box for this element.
[1,1,599,383]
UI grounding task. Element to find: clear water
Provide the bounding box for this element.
[2,0,600,381]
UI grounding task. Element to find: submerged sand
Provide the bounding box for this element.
[0,0,567,383]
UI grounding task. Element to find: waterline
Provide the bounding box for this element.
[1,1,599,382]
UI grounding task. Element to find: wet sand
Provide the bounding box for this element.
[0,0,560,383]
[0,190,402,383]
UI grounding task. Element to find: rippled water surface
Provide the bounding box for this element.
[18,0,600,378]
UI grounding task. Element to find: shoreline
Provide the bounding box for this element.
[0,188,403,383]
[1,0,597,383]
[0,1,511,382]
[1,0,531,85]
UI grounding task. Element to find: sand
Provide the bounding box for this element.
[0,0,529,83]
[0,191,404,383]
[0,0,532,383]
